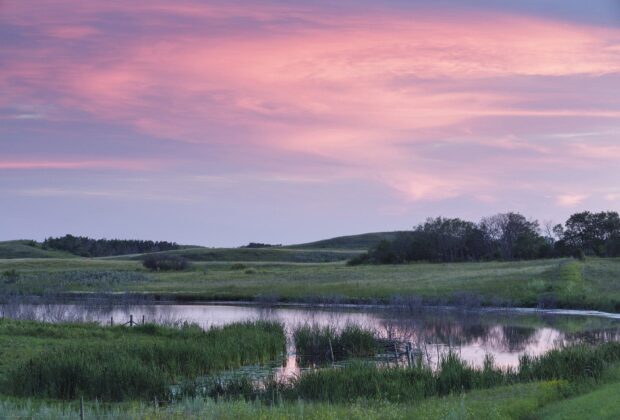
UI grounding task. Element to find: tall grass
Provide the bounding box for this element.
[293,323,379,365]
[0,270,151,295]
[1,320,286,401]
[213,342,620,404]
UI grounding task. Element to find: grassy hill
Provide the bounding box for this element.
[0,241,75,259]
[121,247,362,263]
[288,231,408,250]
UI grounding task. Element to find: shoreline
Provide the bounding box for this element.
[4,292,620,319]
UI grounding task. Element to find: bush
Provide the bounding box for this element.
[573,249,586,261]
[2,269,20,284]
[142,254,188,271]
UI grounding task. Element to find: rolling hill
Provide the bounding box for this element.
[0,241,76,259]
[288,231,408,250]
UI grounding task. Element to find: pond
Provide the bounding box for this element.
[2,302,619,379]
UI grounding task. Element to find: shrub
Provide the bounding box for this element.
[2,269,20,284]
[573,249,586,261]
[142,254,188,271]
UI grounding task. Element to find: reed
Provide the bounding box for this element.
[214,342,620,404]
[293,323,379,365]
[0,320,286,401]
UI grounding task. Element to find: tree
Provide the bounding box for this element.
[562,211,620,256]
[480,213,543,260]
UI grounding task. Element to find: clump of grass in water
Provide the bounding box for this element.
[1,320,286,401]
[293,323,379,365]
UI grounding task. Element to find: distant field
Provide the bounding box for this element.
[2,256,619,311]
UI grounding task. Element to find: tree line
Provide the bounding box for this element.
[43,234,180,257]
[350,211,620,265]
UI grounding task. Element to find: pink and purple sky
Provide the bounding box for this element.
[2,1,620,246]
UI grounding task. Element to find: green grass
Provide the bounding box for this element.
[210,342,620,404]
[0,241,75,259]
[1,349,619,418]
[533,363,620,419]
[0,319,286,401]
[1,257,620,311]
[535,381,620,419]
[0,381,571,419]
[288,231,408,250]
[122,247,362,263]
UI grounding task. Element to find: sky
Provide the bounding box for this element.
[1,0,620,246]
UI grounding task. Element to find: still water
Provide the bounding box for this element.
[2,302,619,377]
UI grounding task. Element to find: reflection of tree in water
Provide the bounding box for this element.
[498,326,538,352]
[376,311,540,353]
[561,329,620,346]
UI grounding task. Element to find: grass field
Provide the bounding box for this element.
[1,256,620,311]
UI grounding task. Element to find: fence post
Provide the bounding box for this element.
[142,315,145,325]
[405,343,411,368]
[110,316,113,327]
[129,314,134,327]
[80,396,84,420]
[394,342,399,366]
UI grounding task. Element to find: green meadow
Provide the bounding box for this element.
[2,249,620,311]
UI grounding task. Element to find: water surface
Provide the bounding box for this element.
[2,302,619,377]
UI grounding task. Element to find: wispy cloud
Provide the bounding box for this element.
[0,160,159,171]
[556,194,588,207]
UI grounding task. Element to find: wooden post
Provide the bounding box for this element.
[406,343,412,368]
[110,316,113,326]
[129,314,134,327]
[394,342,399,367]
[154,396,158,411]
[142,315,145,325]
[80,396,84,420]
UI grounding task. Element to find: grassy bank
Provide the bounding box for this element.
[2,351,620,419]
[0,319,285,401]
[1,257,620,311]
[0,381,574,419]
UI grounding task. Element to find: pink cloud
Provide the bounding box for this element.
[3,1,620,203]
[0,160,158,171]
[556,194,588,207]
